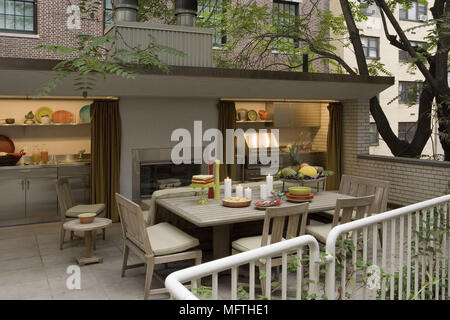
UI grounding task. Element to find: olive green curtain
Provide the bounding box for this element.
[91,100,122,222]
[218,100,237,181]
[326,102,343,190]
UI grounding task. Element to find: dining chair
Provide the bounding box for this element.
[306,195,375,244]
[322,175,390,218]
[56,178,106,250]
[231,203,309,296]
[115,193,202,300]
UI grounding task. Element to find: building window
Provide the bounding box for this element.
[369,122,379,146]
[198,0,226,47]
[399,41,425,61]
[273,0,300,49]
[400,1,427,22]
[398,122,417,143]
[104,0,113,29]
[398,81,422,104]
[361,36,379,59]
[0,0,36,34]
[360,1,380,16]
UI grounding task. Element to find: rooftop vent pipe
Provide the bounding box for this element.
[113,0,139,23]
[174,0,198,27]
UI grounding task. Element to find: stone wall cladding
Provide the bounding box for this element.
[342,99,450,206]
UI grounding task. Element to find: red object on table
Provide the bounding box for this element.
[208,161,215,199]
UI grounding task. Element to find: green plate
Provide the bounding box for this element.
[247,109,258,121]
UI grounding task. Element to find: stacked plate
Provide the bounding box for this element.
[286,192,314,203]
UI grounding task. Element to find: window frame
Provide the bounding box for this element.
[399,1,428,22]
[198,0,227,47]
[360,1,380,17]
[361,36,380,59]
[0,0,37,34]
[398,81,422,104]
[272,0,300,51]
[398,122,417,144]
[103,0,113,30]
[369,122,380,146]
[399,41,425,62]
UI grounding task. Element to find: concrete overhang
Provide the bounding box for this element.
[0,58,394,100]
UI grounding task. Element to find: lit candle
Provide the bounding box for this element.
[224,177,232,199]
[245,187,252,200]
[266,174,274,197]
[236,184,243,198]
[260,184,267,200]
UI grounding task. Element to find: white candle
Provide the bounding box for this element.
[245,187,252,199]
[260,184,267,200]
[266,174,274,197]
[224,177,232,199]
[236,184,244,198]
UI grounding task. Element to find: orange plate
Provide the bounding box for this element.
[286,193,314,200]
[52,110,74,123]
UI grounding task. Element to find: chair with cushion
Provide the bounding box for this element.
[306,195,375,244]
[56,178,106,250]
[322,175,389,219]
[231,203,309,295]
[115,193,202,300]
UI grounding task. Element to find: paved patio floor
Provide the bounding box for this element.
[0,221,203,300]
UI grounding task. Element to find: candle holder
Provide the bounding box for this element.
[191,183,215,205]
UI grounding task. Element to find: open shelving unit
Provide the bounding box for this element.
[0,123,90,127]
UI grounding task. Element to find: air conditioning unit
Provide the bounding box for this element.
[418,15,428,22]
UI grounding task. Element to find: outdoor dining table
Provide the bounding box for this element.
[156,191,354,260]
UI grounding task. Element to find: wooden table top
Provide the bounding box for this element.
[156,191,354,227]
[63,217,112,232]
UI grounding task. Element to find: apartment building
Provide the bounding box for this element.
[330,0,444,158]
[0,1,327,68]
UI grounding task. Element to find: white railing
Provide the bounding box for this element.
[325,194,450,300]
[165,235,320,300]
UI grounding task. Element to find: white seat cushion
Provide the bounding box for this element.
[66,204,106,218]
[147,222,199,256]
[232,235,278,252]
[321,209,358,220]
[306,224,332,243]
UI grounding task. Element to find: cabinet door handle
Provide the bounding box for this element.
[21,180,25,191]
[27,180,30,190]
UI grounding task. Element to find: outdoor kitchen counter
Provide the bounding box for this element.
[0,161,91,227]
[0,161,91,171]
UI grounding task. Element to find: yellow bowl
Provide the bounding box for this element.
[288,186,312,196]
[78,213,96,224]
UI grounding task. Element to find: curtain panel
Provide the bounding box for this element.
[90,100,122,222]
[326,102,343,190]
[218,100,237,181]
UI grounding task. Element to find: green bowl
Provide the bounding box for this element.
[288,186,311,196]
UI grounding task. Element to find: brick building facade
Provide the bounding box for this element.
[0,0,105,59]
[0,0,329,68]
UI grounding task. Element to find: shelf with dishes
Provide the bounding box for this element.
[0,123,90,127]
[0,104,91,126]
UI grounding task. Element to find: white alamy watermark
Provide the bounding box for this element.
[171,121,280,175]
[66,265,81,290]
[67,5,81,30]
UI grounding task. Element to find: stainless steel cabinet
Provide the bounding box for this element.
[0,179,26,220]
[26,177,58,219]
[0,167,58,225]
